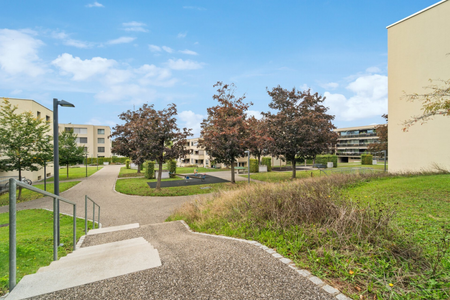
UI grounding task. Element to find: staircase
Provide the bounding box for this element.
[6,224,161,300]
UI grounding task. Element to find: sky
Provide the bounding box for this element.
[0,0,440,137]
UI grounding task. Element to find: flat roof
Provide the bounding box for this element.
[334,124,379,131]
[386,0,448,29]
[59,123,111,128]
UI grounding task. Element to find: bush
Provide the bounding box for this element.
[249,159,259,173]
[145,161,155,179]
[112,156,128,164]
[315,155,338,168]
[126,159,130,169]
[168,160,177,178]
[261,157,272,172]
[361,154,373,165]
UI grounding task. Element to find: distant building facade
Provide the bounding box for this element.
[58,124,112,158]
[387,0,450,172]
[334,125,379,163]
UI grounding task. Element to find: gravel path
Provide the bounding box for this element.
[31,221,335,300]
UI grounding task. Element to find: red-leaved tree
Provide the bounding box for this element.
[246,116,273,165]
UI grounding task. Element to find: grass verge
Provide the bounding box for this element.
[242,170,321,182]
[47,166,103,181]
[168,173,450,299]
[0,209,91,296]
[0,181,80,207]
[118,166,232,178]
[115,177,249,196]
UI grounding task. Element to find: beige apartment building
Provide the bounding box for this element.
[387,0,450,172]
[334,125,379,163]
[58,124,112,158]
[0,98,55,182]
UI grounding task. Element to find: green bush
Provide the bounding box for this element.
[261,157,272,172]
[315,155,338,168]
[126,159,130,169]
[112,156,128,163]
[145,161,155,179]
[361,154,373,165]
[249,159,259,173]
[168,160,177,178]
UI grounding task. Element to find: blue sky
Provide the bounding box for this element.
[0,0,439,137]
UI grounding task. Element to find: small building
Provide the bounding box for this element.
[334,125,379,163]
[58,124,112,158]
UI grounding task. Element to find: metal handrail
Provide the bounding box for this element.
[85,195,100,235]
[8,178,77,291]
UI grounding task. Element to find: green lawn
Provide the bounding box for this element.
[337,161,388,170]
[115,177,249,196]
[47,166,103,181]
[118,167,146,178]
[0,181,80,207]
[0,209,91,295]
[118,166,231,178]
[242,170,322,183]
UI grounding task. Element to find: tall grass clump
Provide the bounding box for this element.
[170,172,449,299]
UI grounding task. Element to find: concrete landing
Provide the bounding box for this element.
[6,237,161,300]
[87,223,140,235]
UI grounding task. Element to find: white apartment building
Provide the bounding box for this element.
[58,124,112,158]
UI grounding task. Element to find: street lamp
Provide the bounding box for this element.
[244,150,250,184]
[381,150,387,172]
[85,148,88,178]
[53,98,75,245]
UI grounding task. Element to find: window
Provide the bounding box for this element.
[65,127,73,133]
[67,127,87,134]
[46,116,50,122]
[98,147,105,153]
[98,129,105,135]
[98,138,105,144]
[37,111,41,118]
[191,142,194,146]
[76,137,88,143]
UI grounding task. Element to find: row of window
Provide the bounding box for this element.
[76,137,106,144]
[37,111,51,122]
[65,127,106,135]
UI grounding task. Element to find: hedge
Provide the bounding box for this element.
[261,157,272,172]
[249,159,259,173]
[361,154,373,165]
[168,160,176,178]
[315,155,338,168]
[86,156,128,165]
[125,159,130,169]
[145,161,155,179]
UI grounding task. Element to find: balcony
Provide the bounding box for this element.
[339,133,377,138]
[336,143,371,147]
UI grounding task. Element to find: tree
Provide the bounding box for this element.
[111,103,192,191]
[263,87,338,179]
[403,79,450,131]
[0,99,53,198]
[59,130,85,179]
[246,116,272,165]
[199,82,251,183]
[368,114,388,156]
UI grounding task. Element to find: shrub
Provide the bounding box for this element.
[126,159,130,169]
[361,154,373,165]
[168,159,177,177]
[112,156,128,164]
[261,157,272,172]
[145,161,155,179]
[315,155,338,168]
[249,159,259,173]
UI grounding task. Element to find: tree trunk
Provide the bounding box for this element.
[137,164,141,173]
[231,163,235,183]
[67,164,69,179]
[292,159,297,179]
[156,161,163,190]
[257,153,261,166]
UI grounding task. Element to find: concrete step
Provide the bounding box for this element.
[7,238,161,300]
[87,223,139,235]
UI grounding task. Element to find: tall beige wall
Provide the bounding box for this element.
[388,0,450,172]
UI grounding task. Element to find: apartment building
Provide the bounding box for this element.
[387,0,450,172]
[58,124,112,158]
[334,125,379,163]
[0,98,55,182]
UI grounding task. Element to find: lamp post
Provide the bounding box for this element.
[85,148,88,178]
[381,150,387,172]
[53,98,75,245]
[244,150,250,184]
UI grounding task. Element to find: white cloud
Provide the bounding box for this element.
[246,110,262,120]
[107,36,136,45]
[86,2,104,7]
[162,46,173,53]
[52,53,116,80]
[324,74,388,121]
[366,66,381,73]
[51,31,93,48]
[319,82,339,90]
[177,32,187,38]
[95,84,156,103]
[299,83,311,91]
[179,49,198,55]
[0,29,46,77]
[167,59,203,70]
[178,110,204,137]
[148,45,161,52]
[135,64,177,87]
[183,6,206,11]
[122,22,148,33]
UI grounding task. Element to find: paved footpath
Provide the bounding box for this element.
[1,166,341,299]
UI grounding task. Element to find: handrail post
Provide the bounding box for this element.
[85,196,88,235]
[93,204,96,230]
[9,178,17,291]
[73,204,76,251]
[98,206,100,229]
[53,197,58,261]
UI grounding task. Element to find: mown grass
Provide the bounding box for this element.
[118,166,231,178]
[0,181,80,207]
[338,162,388,170]
[168,173,450,299]
[115,177,249,196]
[242,170,322,182]
[47,166,103,181]
[0,209,91,295]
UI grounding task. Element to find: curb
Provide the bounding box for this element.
[178,220,351,300]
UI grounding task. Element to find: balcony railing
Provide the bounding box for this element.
[339,133,377,138]
[337,143,371,147]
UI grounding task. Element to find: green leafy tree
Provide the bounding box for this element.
[0,99,53,198]
[59,130,85,179]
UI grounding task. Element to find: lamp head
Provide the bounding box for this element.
[58,100,75,107]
